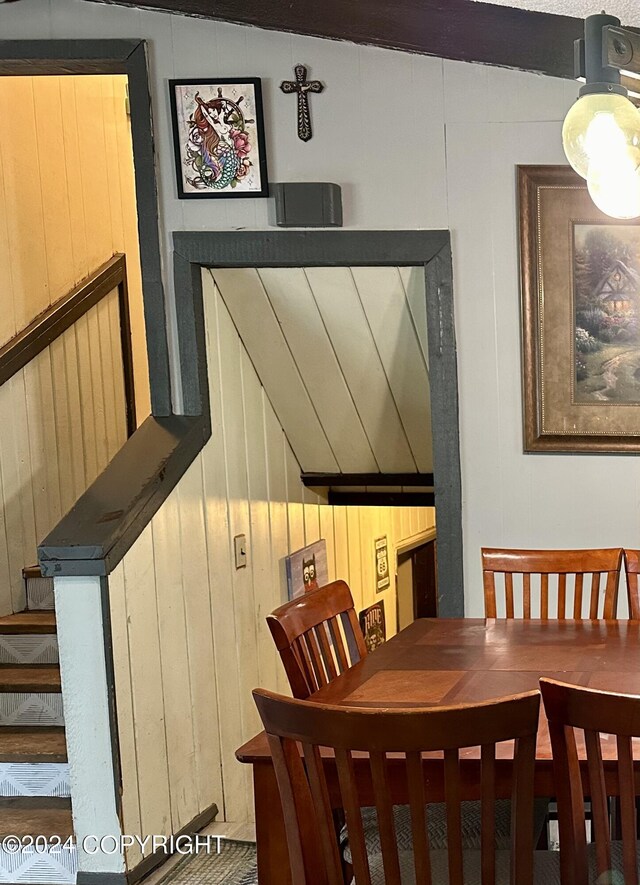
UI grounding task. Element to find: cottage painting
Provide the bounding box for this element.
[574,224,640,403]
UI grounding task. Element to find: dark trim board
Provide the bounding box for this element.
[302,473,435,488]
[38,414,210,576]
[0,39,170,417]
[0,254,136,436]
[87,0,588,80]
[77,875,127,885]
[328,492,436,507]
[174,229,464,618]
[127,802,218,884]
[174,229,449,268]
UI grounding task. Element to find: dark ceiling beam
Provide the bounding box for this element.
[87,0,586,79]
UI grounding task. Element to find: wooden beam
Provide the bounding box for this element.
[302,473,434,487]
[88,0,586,78]
[327,491,435,507]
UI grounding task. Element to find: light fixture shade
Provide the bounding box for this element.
[587,153,640,218]
[562,93,640,179]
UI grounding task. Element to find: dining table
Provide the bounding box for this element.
[235,617,640,885]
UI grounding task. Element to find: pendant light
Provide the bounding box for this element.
[563,13,640,219]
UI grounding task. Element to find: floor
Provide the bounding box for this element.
[143,822,257,885]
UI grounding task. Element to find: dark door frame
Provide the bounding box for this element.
[173,229,464,616]
[0,39,171,416]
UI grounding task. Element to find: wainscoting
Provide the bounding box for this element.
[107,269,436,870]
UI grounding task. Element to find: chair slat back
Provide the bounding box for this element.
[540,677,640,885]
[482,548,623,620]
[254,688,541,885]
[267,580,367,698]
[624,549,640,619]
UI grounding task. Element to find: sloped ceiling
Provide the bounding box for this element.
[209,266,433,477]
[86,0,585,79]
[472,0,640,27]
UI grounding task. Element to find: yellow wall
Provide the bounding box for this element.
[0,74,149,613]
[0,291,128,614]
[107,271,436,868]
[0,74,150,417]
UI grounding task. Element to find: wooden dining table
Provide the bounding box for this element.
[236,617,640,885]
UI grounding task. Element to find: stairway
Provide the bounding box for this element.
[0,575,76,885]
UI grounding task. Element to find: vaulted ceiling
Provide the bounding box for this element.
[210,266,433,478]
[473,0,640,26]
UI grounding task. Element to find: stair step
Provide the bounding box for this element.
[0,728,66,763]
[24,574,55,612]
[0,693,64,727]
[0,636,59,665]
[0,613,56,635]
[0,762,70,797]
[0,668,61,693]
[0,797,72,838]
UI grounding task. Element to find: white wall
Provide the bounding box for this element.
[3,6,630,623]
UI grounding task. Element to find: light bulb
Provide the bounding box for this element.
[562,93,640,179]
[587,149,640,218]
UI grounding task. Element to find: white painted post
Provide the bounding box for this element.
[54,575,125,878]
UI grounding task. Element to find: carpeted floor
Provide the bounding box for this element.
[157,840,258,885]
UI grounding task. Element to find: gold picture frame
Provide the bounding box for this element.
[519,164,640,453]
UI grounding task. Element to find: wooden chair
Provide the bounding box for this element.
[541,677,640,885]
[482,548,623,620]
[253,687,550,885]
[624,549,640,619]
[267,580,367,699]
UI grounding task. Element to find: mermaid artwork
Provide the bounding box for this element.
[185,88,253,191]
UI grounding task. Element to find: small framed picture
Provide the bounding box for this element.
[285,540,328,600]
[359,601,386,653]
[169,78,269,199]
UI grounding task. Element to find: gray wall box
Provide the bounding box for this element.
[271,182,343,227]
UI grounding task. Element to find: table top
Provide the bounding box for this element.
[237,618,640,763]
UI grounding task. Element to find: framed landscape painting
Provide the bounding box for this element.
[169,78,268,199]
[519,165,640,453]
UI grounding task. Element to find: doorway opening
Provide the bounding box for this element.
[194,236,460,641]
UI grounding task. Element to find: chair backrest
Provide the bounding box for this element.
[624,549,640,619]
[267,580,367,699]
[481,547,623,620]
[254,688,540,885]
[540,677,640,885]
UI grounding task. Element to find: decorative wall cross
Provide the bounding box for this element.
[280,64,324,142]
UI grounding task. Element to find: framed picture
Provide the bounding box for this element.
[375,536,390,594]
[169,78,269,199]
[519,165,640,453]
[359,601,386,653]
[285,540,328,600]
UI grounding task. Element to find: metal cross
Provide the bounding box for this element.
[280,64,324,142]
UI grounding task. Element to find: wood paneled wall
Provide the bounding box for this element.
[0,72,150,613]
[108,271,435,856]
[0,74,150,419]
[212,266,432,474]
[0,289,128,614]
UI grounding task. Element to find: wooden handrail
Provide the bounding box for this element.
[0,254,136,436]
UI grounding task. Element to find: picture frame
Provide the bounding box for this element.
[285,539,328,600]
[169,78,269,199]
[359,601,386,653]
[519,164,640,453]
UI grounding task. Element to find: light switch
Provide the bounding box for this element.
[234,534,247,569]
